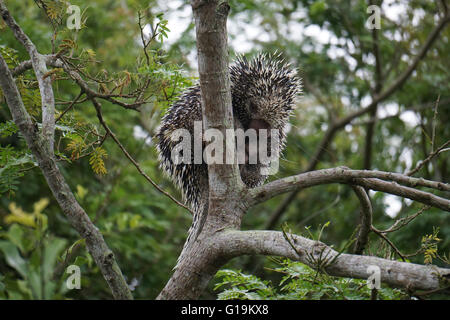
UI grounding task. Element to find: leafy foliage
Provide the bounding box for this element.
[0,45,19,68]
[215,259,407,300]
[65,135,87,161]
[0,121,18,138]
[0,199,68,299]
[421,227,445,265]
[89,147,108,175]
[0,144,35,197]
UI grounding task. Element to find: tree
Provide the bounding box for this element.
[0,0,449,300]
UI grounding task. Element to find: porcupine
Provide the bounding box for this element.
[156,53,301,267]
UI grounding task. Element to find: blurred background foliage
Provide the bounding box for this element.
[0,0,448,299]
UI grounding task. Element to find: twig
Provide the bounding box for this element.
[380,205,430,233]
[351,185,373,254]
[371,226,406,261]
[55,90,84,123]
[91,98,193,215]
[406,140,450,176]
[431,95,440,153]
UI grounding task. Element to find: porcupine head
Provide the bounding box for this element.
[156,53,301,267]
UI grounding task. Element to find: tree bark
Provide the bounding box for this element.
[219,230,450,291]
[157,0,246,299]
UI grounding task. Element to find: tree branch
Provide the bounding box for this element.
[0,20,132,300]
[11,54,145,112]
[406,140,450,176]
[249,167,450,211]
[11,54,61,77]
[363,0,383,170]
[193,0,243,207]
[268,11,450,227]
[91,98,192,214]
[1,0,55,150]
[219,230,450,291]
[157,0,247,300]
[351,185,373,254]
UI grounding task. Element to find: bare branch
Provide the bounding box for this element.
[355,178,449,212]
[381,206,430,234]
[219,230,450,291]
[351,186,373,254]
[10,54,61,77]
[371,226,407,261]
[91,98,193,214]
[1,1,55,150]
[55,90,84,123]
[406,139,450,176]
[249,167,450,211]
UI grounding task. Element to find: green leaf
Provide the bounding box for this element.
[6,224,26,253]
[0,121,18,138]
[0,241,28,278]
[43,238,67,281]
